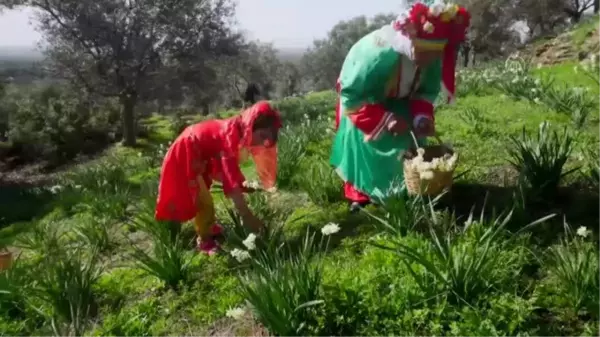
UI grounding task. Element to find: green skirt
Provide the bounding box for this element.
[330,99,421,203]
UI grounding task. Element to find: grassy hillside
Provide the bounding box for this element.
[0,30,598,336]
[530,15,599,65]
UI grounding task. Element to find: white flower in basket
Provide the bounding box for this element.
[403,133,459,196]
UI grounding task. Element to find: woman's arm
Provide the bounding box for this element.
[338,29,402,141]
[229,190,264,232]
[220,155,264,232]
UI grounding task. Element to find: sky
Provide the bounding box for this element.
[0,0,404,49]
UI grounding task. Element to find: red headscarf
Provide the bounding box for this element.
[231,101,282,189]
[238,100,282,147]
[393,1,471,103]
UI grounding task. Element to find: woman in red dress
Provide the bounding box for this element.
[155,101,281,254]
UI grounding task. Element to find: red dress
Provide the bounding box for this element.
[155,102,281,222]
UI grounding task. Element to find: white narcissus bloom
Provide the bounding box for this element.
[423,21,434,33]
[444,2,456,12]
[418,162,434,171]
[321,223,341,236]
[446,155,458,171]
[49,185,63,194]
[407,145,457,175]
[226,307,246,320]
[429,2,445,16]
[576,226,590,238]
[230,248,251,262]
[419,170,435,180]
[243,180,260,189]
[242,233,257,250]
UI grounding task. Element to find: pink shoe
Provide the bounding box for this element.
[197,239,219,255]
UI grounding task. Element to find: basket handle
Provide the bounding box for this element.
[409,132,450,149]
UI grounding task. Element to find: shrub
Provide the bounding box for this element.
[32,248,103,336]
[371,203,554,305]
[6,85,120,165]
[539,85,597,128]
[540,224,599,319]
[507,122,577,199]
[128,209,199,289]
[236,230,325,336]
[297,158,342,205]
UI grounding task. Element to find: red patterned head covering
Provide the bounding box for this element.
[237,101,282,189]
[393,1,471,103]
[239,100,282,148]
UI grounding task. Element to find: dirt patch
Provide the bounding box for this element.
[534,38,576,65]
[0,148,114,188]
[531,25,599,65]
[0,162,56,187]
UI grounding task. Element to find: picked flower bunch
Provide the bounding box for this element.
[243,180,278,193]
[406,147,458,180]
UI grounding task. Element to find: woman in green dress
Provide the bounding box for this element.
[330,1,471,211]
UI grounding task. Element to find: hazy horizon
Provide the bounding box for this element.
[0,1,404,50]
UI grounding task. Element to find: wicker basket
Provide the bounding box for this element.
[403,136,457,196]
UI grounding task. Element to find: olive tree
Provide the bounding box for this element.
[12,0,242,146]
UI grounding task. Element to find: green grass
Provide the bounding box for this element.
[571,15,599,48]
[534,62,600,95]
[0,50,599,335]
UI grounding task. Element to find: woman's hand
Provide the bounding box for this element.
[243,186,259,193]
[242,181,261,193]
[243,213,265,233]
[414,116,435,137]
[229,189,265,233]
[386,115,408,136]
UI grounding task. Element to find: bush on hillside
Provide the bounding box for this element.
[1,85,121,166]
[272,91,336,124]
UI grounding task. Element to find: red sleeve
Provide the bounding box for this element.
[220,155,245,196]
[347,104,394,141]
[409,99,434,121]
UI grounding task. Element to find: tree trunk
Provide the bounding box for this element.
[120,93,137,147]
[202,103,209,116]
[563,7,582,22]
[594,0,599,13]
[462,45,471,67]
